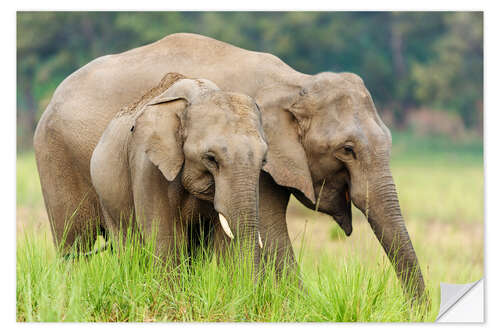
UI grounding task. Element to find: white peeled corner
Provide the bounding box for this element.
[218,213,234,239]
[436,279,484,322]
[258,232,263,248]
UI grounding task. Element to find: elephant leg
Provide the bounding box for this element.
[258,172,299,280]
[132,167,189,267]
[99,203,133,253]
[35,141,102,255]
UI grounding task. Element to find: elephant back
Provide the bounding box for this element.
[115,72,187,119]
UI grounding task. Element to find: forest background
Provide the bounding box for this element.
[17,12,483,150]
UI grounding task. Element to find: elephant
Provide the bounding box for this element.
[84,72,268,268]
[34,33,426,302]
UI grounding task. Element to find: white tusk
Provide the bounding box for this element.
[258,232,263,249]
[218,213,234,239]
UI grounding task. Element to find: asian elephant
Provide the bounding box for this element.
[94,73,267,268]
[34,33,426,302]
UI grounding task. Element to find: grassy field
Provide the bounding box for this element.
[16,131,483,322]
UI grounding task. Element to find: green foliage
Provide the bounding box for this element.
[16,225,433,322]
[410,13,483,127]
[17,12,483,150]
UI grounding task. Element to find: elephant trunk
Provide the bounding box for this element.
[217,168,261,275]
[365,170,427,302]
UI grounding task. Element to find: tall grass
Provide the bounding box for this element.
[16,131,483,322]
[16,224,432,322]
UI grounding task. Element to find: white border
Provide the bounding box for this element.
[4,1,498,331]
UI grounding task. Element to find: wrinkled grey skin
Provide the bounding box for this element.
[34,33,426,302]
[90,75,267,267]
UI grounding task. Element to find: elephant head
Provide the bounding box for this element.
[258,72,426,301]
[133,74,267,264]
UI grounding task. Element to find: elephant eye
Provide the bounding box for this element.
[207,155,216,163]
[343,145,356,159]
[204,152,219,168]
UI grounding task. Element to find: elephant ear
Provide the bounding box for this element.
[134,95,188,181]
[257,86,316,203]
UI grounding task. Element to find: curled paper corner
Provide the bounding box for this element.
[436,278,484,322]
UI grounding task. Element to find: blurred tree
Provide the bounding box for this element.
[410,12,483,128]
[17,12,121,149]
[16,11,483,151]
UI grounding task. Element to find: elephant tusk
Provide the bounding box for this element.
[218,213,234,239]
[258,232,263,249]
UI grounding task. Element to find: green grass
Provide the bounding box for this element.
[390,131,483,225]
[390,131,483,166]
[16,131,483,322]
[17,152,44,208]
[16,226,431,322]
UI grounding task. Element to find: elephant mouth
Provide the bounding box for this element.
[296,178,353,236]
[333,211,352,236]
[192,183,215,201]
[332,188,353,236]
